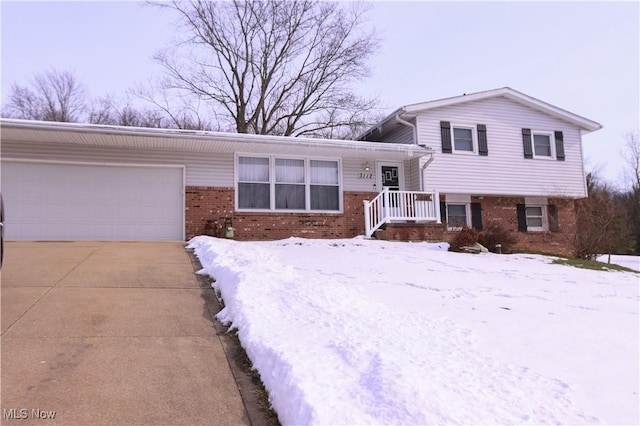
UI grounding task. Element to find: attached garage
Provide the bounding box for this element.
[1,161,184,241]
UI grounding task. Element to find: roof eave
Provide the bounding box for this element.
[0,118,433,157]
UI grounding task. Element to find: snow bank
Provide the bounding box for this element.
[189,236,639,425]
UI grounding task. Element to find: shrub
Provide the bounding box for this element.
[449,227,479,252]
[478,224,518,253]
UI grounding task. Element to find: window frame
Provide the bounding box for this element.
[525,204,547,232]
[274,158,306,210]
[237,156,271,210]
[235,154,343,213]
[531,131,556,160]
[446,203,471,230]
[450,124,477,154]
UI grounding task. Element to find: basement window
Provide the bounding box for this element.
[525,205,546,231]
[446,204,469,230]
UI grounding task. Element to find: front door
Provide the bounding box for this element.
[377,162,404,216]
[377,161,404,192]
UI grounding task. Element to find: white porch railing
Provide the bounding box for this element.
[363,188,441,237]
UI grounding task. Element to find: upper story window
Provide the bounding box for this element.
[522,129,565,161]
[440,121,488,156]
[236,155,341,212]
[452,127,475,152]
[533,132,554,158]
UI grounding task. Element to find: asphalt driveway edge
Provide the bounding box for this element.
[186,247,279,426]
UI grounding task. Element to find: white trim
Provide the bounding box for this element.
[234,153,343,213]
[0,118,433,157]
[531,131,556,160]
[525,204,547,232]
[402,88,601,132]
[358,87,601,141]
[1,157,185,169]
[445,194,471,203]
[524,196,548,205]
[445,202,471,230]
[450,124,477,154]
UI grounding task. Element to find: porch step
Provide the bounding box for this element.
[374,228,389,240]
[374,222,445,242]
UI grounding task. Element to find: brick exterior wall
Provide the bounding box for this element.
[185,187,578,256]
[442,196,577,256]
[185,186,375,240]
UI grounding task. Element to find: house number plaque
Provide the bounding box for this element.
[357,173,374,179]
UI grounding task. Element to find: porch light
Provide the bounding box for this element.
[363,162,370,172]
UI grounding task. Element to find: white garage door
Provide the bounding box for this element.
[1,161,184,240]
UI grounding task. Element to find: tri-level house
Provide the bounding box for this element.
[0,87,600,256]
[358,87,602,255]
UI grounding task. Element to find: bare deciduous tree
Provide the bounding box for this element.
[88,96,168,128]
[574,172,634,259]
[622,131,640,191]
[2,69,87,122]
[133,85,215,130]
[620,131,640,254]
[151,0,380,137]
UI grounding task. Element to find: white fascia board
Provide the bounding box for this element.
[0,118,432,158]
[402,87,602,133]
[336,87,602,140]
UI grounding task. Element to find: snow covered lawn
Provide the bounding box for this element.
[597,254,640,272]
[189,236,639,425]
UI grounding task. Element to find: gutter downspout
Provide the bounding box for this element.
[394,109,417,145]
[394,110,434,192]
[420,153,435,192]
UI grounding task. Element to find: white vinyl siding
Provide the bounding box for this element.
[417,96,587,198]
[1,140,232,187]
[340,158,377,192]
[407,158,422,191]
[378,122,414,144]
[3,140,398,197]
[339,157,417,193]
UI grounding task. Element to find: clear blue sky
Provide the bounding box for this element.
[1,1,638,187]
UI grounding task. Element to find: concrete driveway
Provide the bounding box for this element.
[1,241,252,425]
